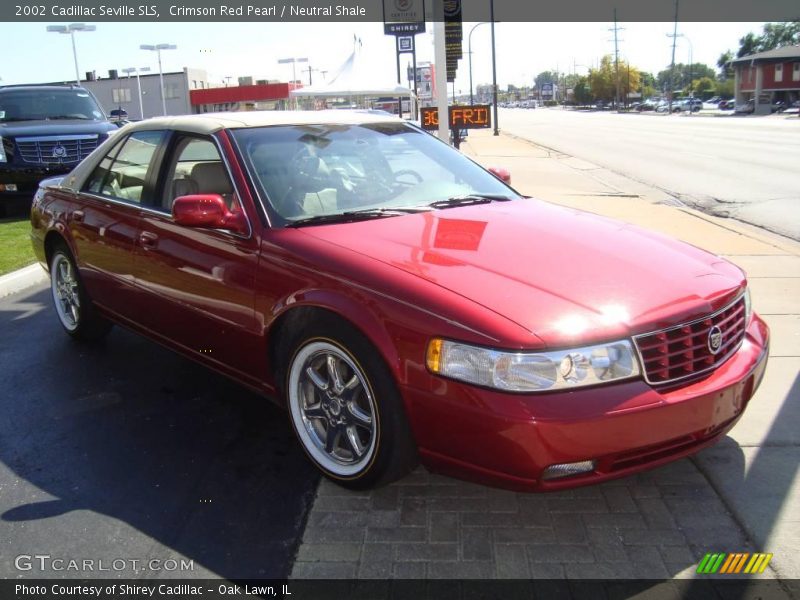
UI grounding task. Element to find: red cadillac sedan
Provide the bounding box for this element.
[30,111,769,491]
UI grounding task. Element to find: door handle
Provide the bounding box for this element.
[72,210,84,223]
[139,231,158,249]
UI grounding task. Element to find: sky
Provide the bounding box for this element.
[0,21,766,93]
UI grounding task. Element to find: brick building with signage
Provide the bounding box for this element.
[732,45,800,114]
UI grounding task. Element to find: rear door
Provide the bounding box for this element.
[133,132,263,383]
[72,129,167,318]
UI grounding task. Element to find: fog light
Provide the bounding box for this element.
[0,184,18,192]
[542,460,596,480]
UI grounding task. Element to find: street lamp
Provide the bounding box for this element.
[122,66,151,120]
[489,0,500,135]
[140,43,177,116]
[278,57,308,110]
[46,23,96,84]
[468,22,490,106]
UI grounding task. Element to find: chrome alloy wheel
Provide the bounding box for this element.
[288,341,378,477]
[51,253,80,332]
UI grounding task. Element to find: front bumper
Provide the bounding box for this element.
[0,164,74,197]
[404,314,769,492]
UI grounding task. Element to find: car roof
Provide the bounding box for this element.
[125,110,404,135]
[0,84,88,92]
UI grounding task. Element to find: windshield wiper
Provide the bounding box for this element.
[428,194,514,209]
[47,115,92,120]
[287,206,430,228]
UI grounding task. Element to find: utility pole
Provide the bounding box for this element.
[667,0,679,113]
[490,0,499,135]
[609,9,623,110]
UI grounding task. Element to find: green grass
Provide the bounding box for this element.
[0,218,36,276]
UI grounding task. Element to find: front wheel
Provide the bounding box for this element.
[50,247,112,341]
[282,316,416,489]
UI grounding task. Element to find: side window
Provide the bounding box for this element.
[161,136,238,212]
[85,130,165,203]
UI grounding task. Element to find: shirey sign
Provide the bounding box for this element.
[383,0,426,35]
[420,105,492,130]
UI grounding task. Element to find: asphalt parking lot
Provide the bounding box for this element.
[0,285,319,579]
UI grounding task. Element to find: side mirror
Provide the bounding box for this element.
[172,194,248,235]
[488,166,511,184]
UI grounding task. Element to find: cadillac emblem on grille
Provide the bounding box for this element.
[52,144,67,158]
[707,326,723,355]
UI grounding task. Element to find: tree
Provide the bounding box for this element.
[588,56,616,102]
[716,79,734,98]
[573,76,593,105]
[588,55,641,105]
[722,21,800,62]
[717,77,734,98]
[736,32,761,58]
[717,50,734,80]
[690,77,716,98]
[639,71,657,99]
[757,21,800,51]
[656,63,715,92]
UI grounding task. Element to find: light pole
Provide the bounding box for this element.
[140,43,177,116]
[278,57,308,110]
[490,0,499,135]
[468,22,490,105]
[122,67,151,120]
[46,23,96,84]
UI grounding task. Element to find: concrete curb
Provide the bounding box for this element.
[0,263,47,298]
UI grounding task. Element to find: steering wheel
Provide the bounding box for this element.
[278,147,328,216]
[393,169,424,186]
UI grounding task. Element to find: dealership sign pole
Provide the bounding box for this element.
[383,0,425,118]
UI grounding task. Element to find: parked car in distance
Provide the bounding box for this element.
[771,100,787,113]
[31,111,769,492]
[0,84,117,213]
[683,98,703,112]
[735,99,755,114]
[717,99,735,110]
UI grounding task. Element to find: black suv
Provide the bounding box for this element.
[0,84,118,213]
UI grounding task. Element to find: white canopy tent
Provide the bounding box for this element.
[289,49,416,113]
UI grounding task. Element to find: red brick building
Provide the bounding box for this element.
[732,45,800,114]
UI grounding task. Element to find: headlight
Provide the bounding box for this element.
[0,137,6,163]
[743,287,752,325]
[426,338,640,392]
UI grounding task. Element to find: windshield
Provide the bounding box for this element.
[0,89,105,122]
[230,121,519,226]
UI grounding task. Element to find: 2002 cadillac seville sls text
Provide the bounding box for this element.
[30,111,769,491]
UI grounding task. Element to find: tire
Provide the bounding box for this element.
[50,245,112,342]
[279,314,417,489]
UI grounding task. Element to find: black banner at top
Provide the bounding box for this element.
[2,0,797,22]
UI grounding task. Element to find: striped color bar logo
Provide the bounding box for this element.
[696,552,773,574]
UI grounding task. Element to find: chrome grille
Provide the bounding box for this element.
[633,295,747,385]
[14,134,99,165]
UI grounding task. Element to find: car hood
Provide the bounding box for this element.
[300,200,745,347]
[0,119,117,137]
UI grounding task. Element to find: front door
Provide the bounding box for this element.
[133,133,263,383]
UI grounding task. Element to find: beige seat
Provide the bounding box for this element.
[191,162,234,208]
